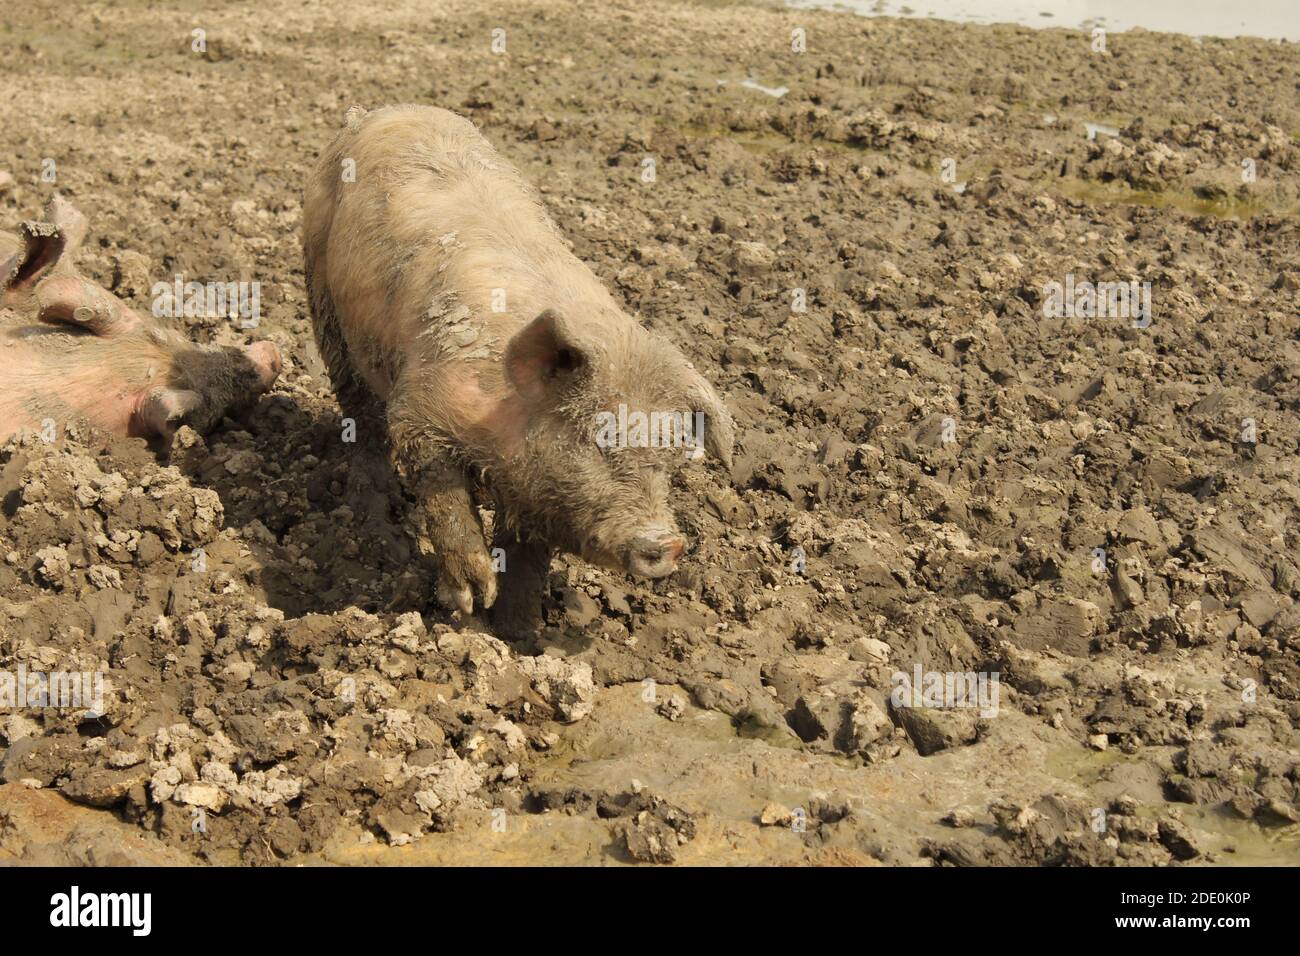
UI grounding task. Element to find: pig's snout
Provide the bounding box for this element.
[244,341,282,390]
[625,531,687,579]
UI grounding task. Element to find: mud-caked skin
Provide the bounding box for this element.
[0,196,283,445]
[303,105,734,619]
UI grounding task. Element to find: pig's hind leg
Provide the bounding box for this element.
[307,266,407,564]
[307,265,387,443]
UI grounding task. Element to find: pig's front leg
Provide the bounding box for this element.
[490,534,553,640]
[403,458,499,615]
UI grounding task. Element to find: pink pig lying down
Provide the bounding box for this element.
[0,196,282,445]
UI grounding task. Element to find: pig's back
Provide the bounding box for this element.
[305,105,617,399]
[351,105,574,286]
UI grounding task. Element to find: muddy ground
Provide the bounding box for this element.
[0,0,1298,866]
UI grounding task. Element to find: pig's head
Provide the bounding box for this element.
[134,333,283,439]
[2,195,283,443]
[482,308,733,580]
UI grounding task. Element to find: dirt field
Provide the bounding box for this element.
[1,0,1298,865]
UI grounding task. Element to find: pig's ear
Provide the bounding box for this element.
[0,196,89,306]
[2,222,67,305]
[504,309,591,402]
[42,196,89,257]
[137,387,204,441]
[683,364,735,470]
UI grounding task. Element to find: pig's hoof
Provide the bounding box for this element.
[431,543,499,616]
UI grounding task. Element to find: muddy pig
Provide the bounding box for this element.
[0,196,282,445]
[304,105,733,624]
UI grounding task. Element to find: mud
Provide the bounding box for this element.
[0,0,1298,865]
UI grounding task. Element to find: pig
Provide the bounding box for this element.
[0,196,282,445]
[303,105,734,624]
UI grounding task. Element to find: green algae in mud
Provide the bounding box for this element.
[1044,743,1132,786]
[1047,747,1300,866]
[677,122,802,156]
[676,121,877,157]
[544,705,754,769]
[1176,806,1300,867]
[1052,178,1277,220]
[675,122,1286,221]
[733,710,808,749]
